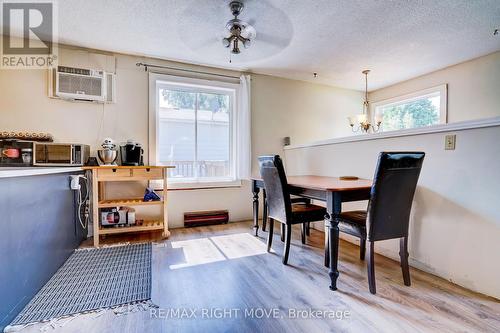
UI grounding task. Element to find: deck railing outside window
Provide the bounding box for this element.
[162,160,230,179]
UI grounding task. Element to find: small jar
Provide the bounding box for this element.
[21,148,32,165]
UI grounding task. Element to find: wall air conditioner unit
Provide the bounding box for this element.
[50,66,116,103]
[104,72,116,103]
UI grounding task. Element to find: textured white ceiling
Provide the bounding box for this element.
[52,0,500,90]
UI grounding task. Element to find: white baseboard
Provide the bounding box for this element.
[312,222,482,296]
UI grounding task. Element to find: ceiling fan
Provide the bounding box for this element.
[177,0,292,62]
[221,1,257,54]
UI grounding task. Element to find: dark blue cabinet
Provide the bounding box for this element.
[0,171,85,330]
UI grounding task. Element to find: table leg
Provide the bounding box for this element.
[252,180,260,237]
[262,189,268,232]
[326,191,341,291]
[324,222,329,267]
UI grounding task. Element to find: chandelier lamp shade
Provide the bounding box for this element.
[349,70,382,133]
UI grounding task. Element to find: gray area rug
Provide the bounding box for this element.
[10,243,152,326]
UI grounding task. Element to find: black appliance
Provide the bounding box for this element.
[120,141,144,166]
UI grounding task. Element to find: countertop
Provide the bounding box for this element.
[0,167,83,178]
[82,165,174,169]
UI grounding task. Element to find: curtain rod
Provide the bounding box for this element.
[136,62,241,80]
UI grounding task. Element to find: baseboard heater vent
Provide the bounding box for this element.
[184,210,229,227]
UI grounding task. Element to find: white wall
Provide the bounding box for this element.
[284,51,500,299]
[0,45,363,228]
[251,74,363,176]
[285,125,500,299]
[369,51,500,123]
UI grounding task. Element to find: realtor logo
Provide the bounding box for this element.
[1,1,58,69]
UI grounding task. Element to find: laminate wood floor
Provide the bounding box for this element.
[18,221,499,333]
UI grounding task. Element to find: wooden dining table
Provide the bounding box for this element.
[251,175,372,291]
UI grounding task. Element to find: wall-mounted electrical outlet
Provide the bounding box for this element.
[445,134,456,150]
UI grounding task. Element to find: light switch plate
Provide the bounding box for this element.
[445,134,456,150]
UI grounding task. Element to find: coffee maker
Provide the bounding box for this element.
[120,140,144,166]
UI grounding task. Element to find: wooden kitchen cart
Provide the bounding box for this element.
[83,166,174,247]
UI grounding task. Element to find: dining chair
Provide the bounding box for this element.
[337,152,425,294]
[260,155,311,238]
[262,197,311,243]
[258,155,326,265]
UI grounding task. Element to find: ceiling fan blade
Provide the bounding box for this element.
[191,32,226,50]
[256,32,290,47]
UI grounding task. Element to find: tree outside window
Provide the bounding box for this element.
[373,86,446,132]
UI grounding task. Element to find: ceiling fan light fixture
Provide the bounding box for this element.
[222,0,254,57]
[222,37,231,48]
[242,39,251,49]
[231,39,241,54]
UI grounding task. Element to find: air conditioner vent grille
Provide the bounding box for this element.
[58,73,102,97]
[58,66,91,75]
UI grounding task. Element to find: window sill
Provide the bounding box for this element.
[284,116,500,150]
[165,179,242,191]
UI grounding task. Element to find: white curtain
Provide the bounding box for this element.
[237,74,252,180]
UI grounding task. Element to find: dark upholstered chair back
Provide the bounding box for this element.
[258,155,292,223]
[367,152,425,241]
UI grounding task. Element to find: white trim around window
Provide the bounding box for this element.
[371,84,448,131]
[148,73,242,189]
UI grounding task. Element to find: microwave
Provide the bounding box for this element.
[34,143,90,166]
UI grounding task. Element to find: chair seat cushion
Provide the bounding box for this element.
[338,210,367,238]
[290,197,310,204]
[290,203,326,224]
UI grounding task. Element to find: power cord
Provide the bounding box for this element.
[71,175,90,230]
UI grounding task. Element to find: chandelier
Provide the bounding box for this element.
[348,70,382,133]
[222,1,256,54]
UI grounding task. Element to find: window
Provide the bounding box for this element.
[149,74,240,188]
[372,84,447,132]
